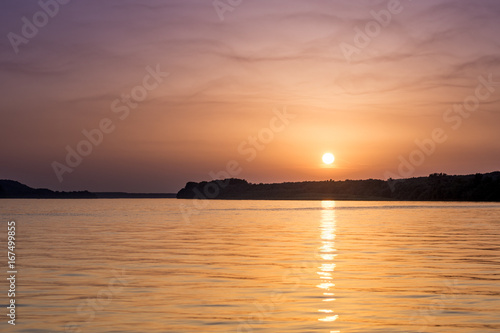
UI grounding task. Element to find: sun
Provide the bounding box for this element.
[322,153,335,165]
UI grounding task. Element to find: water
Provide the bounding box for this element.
[0,199,499,332]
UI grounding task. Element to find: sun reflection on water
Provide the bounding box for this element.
[317,200,339,329]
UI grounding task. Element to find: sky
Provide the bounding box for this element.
[1,0,499,193]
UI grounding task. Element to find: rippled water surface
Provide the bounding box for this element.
[1,199,499,332]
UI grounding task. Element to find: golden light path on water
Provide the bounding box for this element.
[318,200,339,330]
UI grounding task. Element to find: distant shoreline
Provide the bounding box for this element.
[2,171,500,201]
[0,180,176,199]
[176,172,500,202]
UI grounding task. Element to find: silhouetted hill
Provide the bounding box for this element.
[0,180,96,198]
[0,180,176,199]
[176,172,500,201]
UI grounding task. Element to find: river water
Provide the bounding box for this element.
[0,199,499,332]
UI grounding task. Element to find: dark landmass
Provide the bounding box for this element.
[94,192,176,199]
[0,180,175,199]
[176,172,500,202]
[0,179,96,198]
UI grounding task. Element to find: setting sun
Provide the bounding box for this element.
[322,153,335,165]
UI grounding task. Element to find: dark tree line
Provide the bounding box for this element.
[177,172,500,201]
